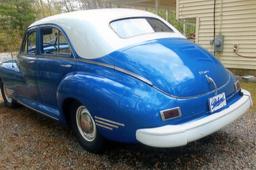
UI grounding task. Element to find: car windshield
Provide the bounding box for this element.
[110,17,173,38]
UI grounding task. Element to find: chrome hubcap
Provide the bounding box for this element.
[76,106,96,142]
[3,84,12,103]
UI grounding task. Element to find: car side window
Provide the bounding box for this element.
[21,30,37,55]
[27,31,37,55]
[58,31,72,55]
[41,27,72,57]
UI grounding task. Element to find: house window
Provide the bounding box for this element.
[181,18,196,42]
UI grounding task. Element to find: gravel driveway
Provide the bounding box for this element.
[0,52,255,169]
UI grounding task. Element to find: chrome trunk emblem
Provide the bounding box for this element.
[205,75,218,95]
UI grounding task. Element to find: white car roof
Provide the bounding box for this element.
[30,8,185,59]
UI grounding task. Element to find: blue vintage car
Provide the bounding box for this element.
[0,9,252,153]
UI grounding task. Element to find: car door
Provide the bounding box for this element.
[16,28,40,101]
[36,26,76,108]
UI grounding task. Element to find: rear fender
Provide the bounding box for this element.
[56,71,176,143]
[57,71,127,121]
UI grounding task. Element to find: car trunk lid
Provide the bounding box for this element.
[103,38,230,98]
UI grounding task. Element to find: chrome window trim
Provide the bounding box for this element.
[37,24,76,59]
[20,29,38,56]
[36,55,76,62]
[109,17,174,39]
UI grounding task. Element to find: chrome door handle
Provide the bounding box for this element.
[60,64,72,68]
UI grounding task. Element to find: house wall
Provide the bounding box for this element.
[177,0,256,70]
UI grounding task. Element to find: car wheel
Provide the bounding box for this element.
[1,83,18,108]
[70,103,105,153]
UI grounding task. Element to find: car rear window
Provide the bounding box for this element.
[110,17,173,38]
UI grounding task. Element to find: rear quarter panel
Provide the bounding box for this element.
[57,61,177,143]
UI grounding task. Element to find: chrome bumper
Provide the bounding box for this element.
[136,89,252,148]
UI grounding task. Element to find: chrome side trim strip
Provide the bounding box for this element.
[79,59,232,100]
[153,73,231,99]
[79,59,114,69]
[16,99,59,121]
[79,59,153,86]
[114,66,153,86]
[95,120,119,128]
[95,116,125,127]
[95,123,113,130]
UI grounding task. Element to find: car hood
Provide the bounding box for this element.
[97,38,230,98]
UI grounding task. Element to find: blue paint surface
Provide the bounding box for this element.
[0,33,242,143]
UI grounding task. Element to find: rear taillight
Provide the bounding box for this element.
[160,107,182,121]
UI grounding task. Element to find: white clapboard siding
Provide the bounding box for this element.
[177,0,256,70]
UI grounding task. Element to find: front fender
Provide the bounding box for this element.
[0,60,23,81]
[56,70,177,143]
[0,60,25,98]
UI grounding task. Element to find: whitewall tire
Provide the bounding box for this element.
[1,83,18,108]
[70,103,105,153]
